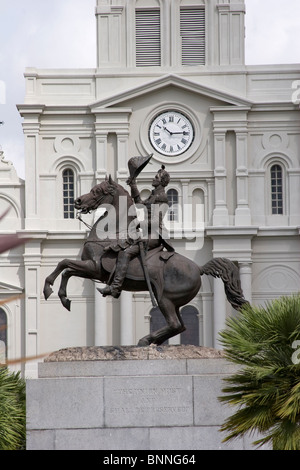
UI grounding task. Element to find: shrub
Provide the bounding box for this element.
[0,367,26,450]
[219,295,300,450]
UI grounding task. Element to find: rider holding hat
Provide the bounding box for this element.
[98,161,173,299]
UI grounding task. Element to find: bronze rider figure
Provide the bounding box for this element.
[98,163,174,299]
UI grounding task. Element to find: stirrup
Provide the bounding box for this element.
[97,286,121,299]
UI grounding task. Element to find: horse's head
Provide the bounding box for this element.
[75,176,120,214]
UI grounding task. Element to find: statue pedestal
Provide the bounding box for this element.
[26,346,262,450]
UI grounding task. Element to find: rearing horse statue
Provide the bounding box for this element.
[43,175,248,346]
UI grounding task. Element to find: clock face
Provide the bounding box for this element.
[149,111,194,156]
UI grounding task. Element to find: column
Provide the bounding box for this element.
[23,238,43,378]
[235,131,251,225]
[213,132,229,226]
[213,277,226,348]
[94,285,108,346]
[202,293,213,347]
[238,262,252,304]
[120,291,134,345]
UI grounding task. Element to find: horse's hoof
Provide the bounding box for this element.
[137,337,151,347]
[43,285,53,300]
[61,298,71,311]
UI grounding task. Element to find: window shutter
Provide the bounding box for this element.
[180,7,205,66]
[136,9,161,67]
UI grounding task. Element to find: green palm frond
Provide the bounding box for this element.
[219,294,300,450]
[0,368,26,450]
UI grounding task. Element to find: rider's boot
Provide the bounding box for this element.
[98,252,130,298]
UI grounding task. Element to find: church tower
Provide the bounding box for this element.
[95,0,246,70]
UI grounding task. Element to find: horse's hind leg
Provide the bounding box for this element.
[58,268,74,311]
[138,299,185,346]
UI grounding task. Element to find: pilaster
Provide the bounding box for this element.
[235,131,251,225]
[95,2,125,68]
[213,132,229,226]
[18,105,45,230]
[217,1,246,66]
[23,236,45,378]
[238,261,252,304]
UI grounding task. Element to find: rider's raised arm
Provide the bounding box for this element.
[129,180,143,205]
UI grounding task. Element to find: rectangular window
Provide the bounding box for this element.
[136,9,161,67]
[180,7,205,66]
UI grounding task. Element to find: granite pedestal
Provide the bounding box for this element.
[26,345,264,450]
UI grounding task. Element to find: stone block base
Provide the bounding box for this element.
[26,346,264,450]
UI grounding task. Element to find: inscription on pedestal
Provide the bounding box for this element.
[104,376,193,427]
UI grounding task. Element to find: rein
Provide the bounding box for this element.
[76,212,93,230]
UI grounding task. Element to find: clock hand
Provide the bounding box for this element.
[163,126,173,135]
[170,131,189,135]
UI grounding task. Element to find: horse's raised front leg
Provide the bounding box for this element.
[43,258,97,301]
[44,259,69,300]
[58,264,99,311]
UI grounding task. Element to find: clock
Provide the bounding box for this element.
[149,110,194,156]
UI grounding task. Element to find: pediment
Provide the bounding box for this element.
[90,74,252,110]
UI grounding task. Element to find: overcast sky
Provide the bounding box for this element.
[0,0,300,179]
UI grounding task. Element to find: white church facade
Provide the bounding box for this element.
[0,0,299,377]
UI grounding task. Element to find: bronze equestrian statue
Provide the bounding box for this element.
[43,156,248,346]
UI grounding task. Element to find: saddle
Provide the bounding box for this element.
[100,245,174,301]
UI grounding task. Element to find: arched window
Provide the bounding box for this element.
[167,189,179,222]
[63,169,75,219]
[271,164,283,215]
[0,308,7,364]
[180,306,199,346]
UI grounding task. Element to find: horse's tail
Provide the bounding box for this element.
[199,257,249,311]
